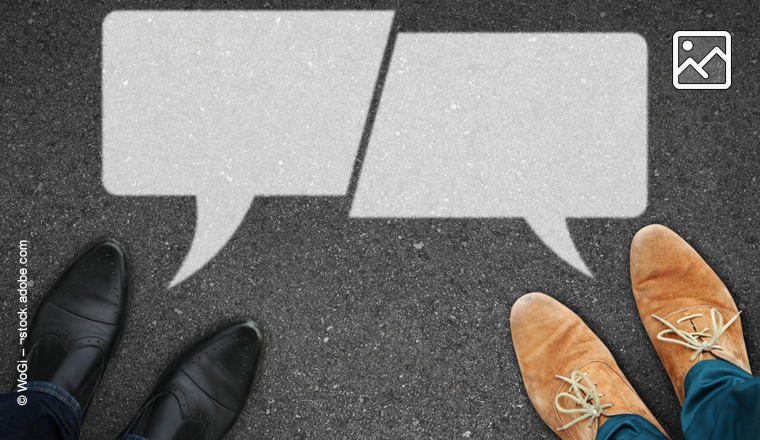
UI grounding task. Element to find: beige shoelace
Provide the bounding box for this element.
[554,371,613,431]
[653,308,741,362]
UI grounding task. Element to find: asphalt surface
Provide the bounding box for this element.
[2,1,760,439]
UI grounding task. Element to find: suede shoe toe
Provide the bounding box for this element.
[511,293,668,440]
[630,224,751,405]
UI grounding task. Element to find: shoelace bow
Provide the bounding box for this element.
[653,308,741,362]
[554,371,613,431]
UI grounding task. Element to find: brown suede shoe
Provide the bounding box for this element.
[511,293,669,440]
[630,224,751,405]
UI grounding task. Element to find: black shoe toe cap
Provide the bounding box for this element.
[176,320,264,413]
[47,240,129,326]
[118,320,264,440]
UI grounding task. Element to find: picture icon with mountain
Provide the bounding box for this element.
[673,30,731,89]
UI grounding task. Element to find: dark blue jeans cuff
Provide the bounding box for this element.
[0,380,83,440]
[21,381,83,427]
[117,436,149,440]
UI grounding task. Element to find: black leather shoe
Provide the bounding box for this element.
[117,320,264,440]
[23,239,130,419]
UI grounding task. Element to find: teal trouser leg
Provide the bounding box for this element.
[598,359,760,440]
[681,359,760,440]
[596,413,669,440]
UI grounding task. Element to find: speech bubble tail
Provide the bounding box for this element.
[169,191,255,287]
[525,216,593,278]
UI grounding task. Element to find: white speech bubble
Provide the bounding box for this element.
[103,11,393,286]
[351,33,648,276]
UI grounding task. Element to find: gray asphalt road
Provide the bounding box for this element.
[2,1,760,439]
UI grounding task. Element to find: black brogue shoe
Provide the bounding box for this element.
[23,239,130,419]
[117,320,264,440]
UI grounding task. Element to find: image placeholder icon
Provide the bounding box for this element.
[673,30,731,90]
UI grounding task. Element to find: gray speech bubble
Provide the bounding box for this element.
[351,33,648,276]
[103,11,393,286]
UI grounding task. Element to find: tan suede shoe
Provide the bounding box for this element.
[630,224,751,405]
[511,293,669,440]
